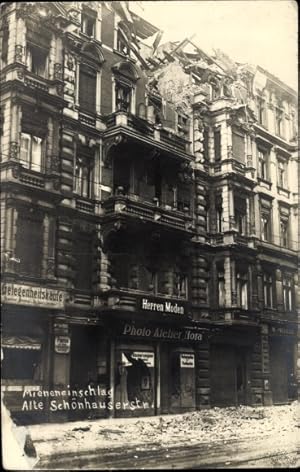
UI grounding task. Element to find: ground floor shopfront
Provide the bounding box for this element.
[1,305,298,424]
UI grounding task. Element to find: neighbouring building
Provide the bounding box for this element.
[0,1,298,425]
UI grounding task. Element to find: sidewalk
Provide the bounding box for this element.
[25,402,299,468]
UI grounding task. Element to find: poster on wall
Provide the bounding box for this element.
[180,353,195,368]
[132,351,155,367]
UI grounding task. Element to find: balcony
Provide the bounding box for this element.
[104,111,192,158]
[102,188,194,234]
[260,307,297,323]
[212,308,260,326]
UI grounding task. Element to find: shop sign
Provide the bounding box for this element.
[122,323,202,341]
[1,283,65,309]
[180,353,195,368]
[54,336,71,354]
[140,297,186,316]
[132,351,155,367]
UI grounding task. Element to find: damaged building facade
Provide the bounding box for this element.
[0,1,298,424]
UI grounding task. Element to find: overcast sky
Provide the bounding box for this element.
[130,0,298,90]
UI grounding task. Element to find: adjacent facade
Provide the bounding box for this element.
[0,2,298,425]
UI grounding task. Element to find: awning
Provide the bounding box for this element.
[2,336,42,350]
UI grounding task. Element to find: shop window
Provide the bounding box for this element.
[26,44,48,78]
[232,131,245,163]
[73,232,93,291]
[277,158,288,188]
[237,273,248,309]
[282,276,293,311]
[258,149,269,180]
[2,347,41,380]
[115,349,155,413]
[263,273,274,308]
[15,213,43,277]
[115,82,132,113]
[20,132,44,172]
[214,128,221,162]
[81,12,96,37]
[79,65,97,113]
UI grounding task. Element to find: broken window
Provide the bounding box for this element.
[81,12,96,37]
[26,44,48,78]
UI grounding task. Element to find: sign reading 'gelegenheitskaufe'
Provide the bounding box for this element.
[141,297,186,315]
[1,282,65,309]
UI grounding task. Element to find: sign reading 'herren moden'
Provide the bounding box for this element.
[141,297,186,315]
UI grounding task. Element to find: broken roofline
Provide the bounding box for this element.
[256,65,297,98]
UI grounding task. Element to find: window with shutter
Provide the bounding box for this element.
[232,132,245,163]
[79,66,96,113]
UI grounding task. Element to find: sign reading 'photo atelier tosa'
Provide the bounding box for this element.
[1,283,65,309]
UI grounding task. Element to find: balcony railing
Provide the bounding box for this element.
[102,188,194,232]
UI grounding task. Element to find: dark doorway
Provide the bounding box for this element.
[270,338,289,404]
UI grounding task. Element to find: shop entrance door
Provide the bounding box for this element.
[270,339,288,404]
[210,345,249,406]
[161,346,196,413]
[69,325,97,420]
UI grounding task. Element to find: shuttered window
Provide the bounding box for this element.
[79,66,96,113]
[16,215,43,277]
[232,132,245,163]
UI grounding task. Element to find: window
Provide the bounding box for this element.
[257,96,267,127]
[117,29,129,55]
[26,44,48,78]
[260,201,272,242]
[275,107,284,137]
[20,133,43,172]
[75,156,92,198]
[214,129,221,162]
[216,197,223,233]
[79,65,97,113]
[234,196,247,235]
[280,217,289,248]
[81,12,96,37]
[277,159,287,188]
[258,149,269,180]
[73,232,93,291]
[232,131,245,163]
[282,276,293,311]
[203,127,209,162]
[218,271,225,307]
[15,213,43,277]
[1,25,8,66]
[237,273,248,309]
[115,82,132,113]
[177,114,189,138]
[263,273,274,308]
